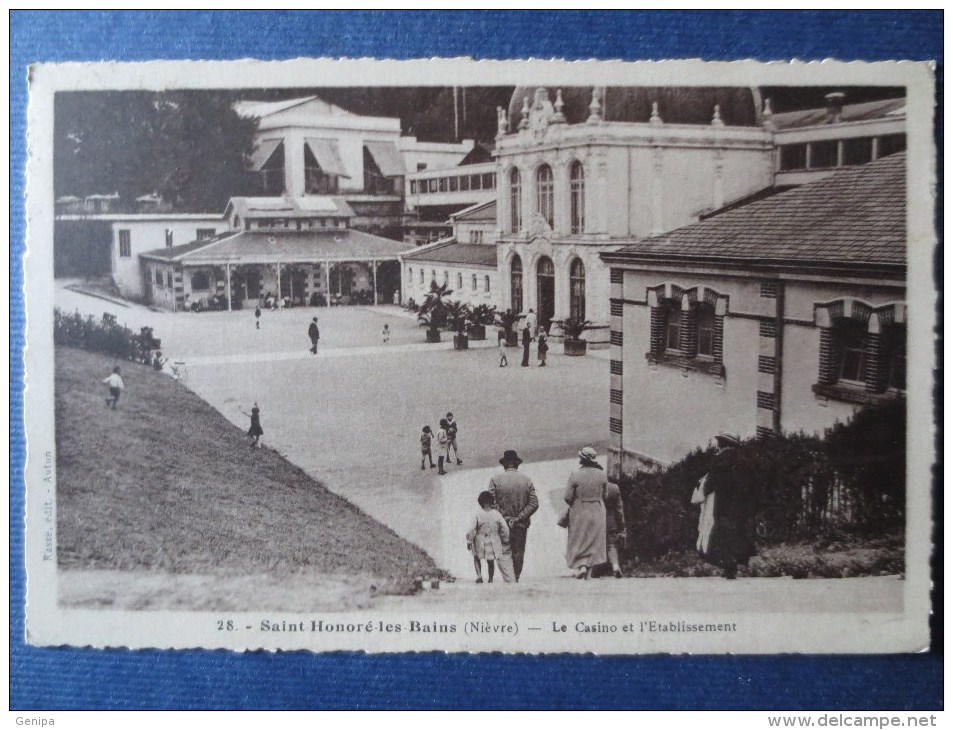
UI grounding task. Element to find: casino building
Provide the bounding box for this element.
[401,86,906,345]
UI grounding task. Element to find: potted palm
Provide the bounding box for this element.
[446,301,471,350]
[495,309,520,347]
[562,316,594,356]
[466,304,497,341]
[417,281,452,343]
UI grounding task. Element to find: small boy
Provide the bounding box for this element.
[254,305,262,330]
[445,412,462,465]
[382,323,390,345]
[498,329,508,368]
[436,418,450,475]
[102,365,125,409]
[466,491,511,584]
[420,425,435,470]
[537,333,549,367]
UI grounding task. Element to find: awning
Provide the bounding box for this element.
[250,138,283,171]
[305,138,351,178]
[364,141,405,177]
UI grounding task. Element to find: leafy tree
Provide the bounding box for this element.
[55,91,260,212]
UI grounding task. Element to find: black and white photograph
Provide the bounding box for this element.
[23,57,935,654]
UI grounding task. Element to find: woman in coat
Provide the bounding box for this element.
[564,446,608,579]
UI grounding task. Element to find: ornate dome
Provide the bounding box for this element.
[507,86,763,131]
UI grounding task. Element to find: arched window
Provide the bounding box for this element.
[510,255,523,314]
[419,268,424,284]
[471,274,477,291]
[509,168,522,233]
[457,273,463,290]
[536,256,555,329]
[569,258,586,321]
[570,161,585,234]
[190,271,210,291]
[484,275,491,293]
[443,271,449,286]
[536,164,554,228]
[431,269,436,282]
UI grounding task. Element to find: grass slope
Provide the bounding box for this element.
[55,347,436,587]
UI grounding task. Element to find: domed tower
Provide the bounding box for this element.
[506,86,763,132]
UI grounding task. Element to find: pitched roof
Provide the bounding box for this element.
[225,196,354,219]
[771,98,905,129]
[450,199,496,223]
[402,239,497,268]
[141,229,410,264]
[233,96,354,120]
[605,153,906,271]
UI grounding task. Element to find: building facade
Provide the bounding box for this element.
[600,153,907,477]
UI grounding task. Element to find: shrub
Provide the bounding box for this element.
[54,308,160,364]
[619,399,906,560]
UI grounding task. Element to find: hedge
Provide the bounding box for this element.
[54,309,161,364]
[619,398,906,559]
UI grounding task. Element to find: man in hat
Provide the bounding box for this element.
[520,324,531,367]
[308,317,320,354]
[692,433,756,579]
[489,450,538,582]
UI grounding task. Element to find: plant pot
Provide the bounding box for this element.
[467,324,486,341]
[505,332,519,347]
[425,329,441,343]
[564,338,588,356]
[453,333,469,350]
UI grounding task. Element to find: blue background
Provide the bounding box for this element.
[10,10,943,710]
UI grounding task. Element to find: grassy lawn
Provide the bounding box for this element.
[55,346,436,592]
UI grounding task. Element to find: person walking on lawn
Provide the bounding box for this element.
[240,403,264,448]
[489,449,539,582]
[521,324,531,367]
[102,365,125,409]
[446,412,462,465]
[308,317,320,354]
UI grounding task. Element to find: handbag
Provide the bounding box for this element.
[557,504,570,529]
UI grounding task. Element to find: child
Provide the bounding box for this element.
[445,412,462,465]
[254,305,261,330]
[436,418,450,475]
[466,491,511,584]
[240,402,264,448]
[537,333,549,367]
[382,323,390,345]
[102,365,124,409]
[498,329,508,368]
[420,425,435,470]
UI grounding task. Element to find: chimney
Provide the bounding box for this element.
[824,92,845,124]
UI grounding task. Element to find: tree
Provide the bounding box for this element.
[55,91,260,212]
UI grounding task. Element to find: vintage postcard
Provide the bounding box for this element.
[23,57,936,653]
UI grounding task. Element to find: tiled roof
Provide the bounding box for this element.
[771,98,905,129]
[142,229,409,263]
[607,153,906,269]
[402,240,497,268]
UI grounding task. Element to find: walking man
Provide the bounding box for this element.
[489,449,539,582]
[308,317,320,354]
[520,324,531,367]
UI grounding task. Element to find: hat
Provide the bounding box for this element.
[499,449,523,466]
[714,433,741,448]
[578,446,599,462]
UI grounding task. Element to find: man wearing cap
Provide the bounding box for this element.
[489,450,538,583]
[692,433,756,579]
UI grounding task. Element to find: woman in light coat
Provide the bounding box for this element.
[564,446,608,579]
